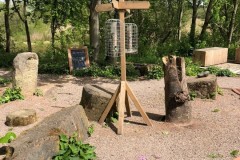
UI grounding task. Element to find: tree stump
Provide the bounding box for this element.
[162,56,192,123]
[5,109,37,126]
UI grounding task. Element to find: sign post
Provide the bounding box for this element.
[96,0,152,135]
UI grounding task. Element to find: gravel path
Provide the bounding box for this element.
[0,69,240,160]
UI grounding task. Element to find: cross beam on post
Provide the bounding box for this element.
[96,0,152,135]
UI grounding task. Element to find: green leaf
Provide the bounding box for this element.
[69,144,78,154]
[230,150,239,158]
[59,134,68,142]
[0,132,17,143]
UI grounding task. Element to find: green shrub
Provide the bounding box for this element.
[0,53,17,68]
[53,133,96,160]
[185,58,203,76]
[147,65,164,79]
[205,66,235,77]
[0,87,24,104]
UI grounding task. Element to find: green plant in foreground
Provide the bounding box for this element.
[53,133,96,160]
[0,87,24,104]
[0,132,16,144]
[87,124,94,137]
[230,150,239,158]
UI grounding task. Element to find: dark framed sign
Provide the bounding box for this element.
[68,46,90,73]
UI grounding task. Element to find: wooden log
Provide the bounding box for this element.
[162,56,192,123]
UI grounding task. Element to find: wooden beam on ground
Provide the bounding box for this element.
[126,82,153,126]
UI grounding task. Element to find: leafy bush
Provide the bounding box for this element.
[38,49,69,75]
[206,66,235,77]
[185,58,204,76]
[0,77,11,86]
[53,133,96,160]
[0,87,24,104]
[0,53,17,68]
[0,132,16,144]
[147,65,164,79]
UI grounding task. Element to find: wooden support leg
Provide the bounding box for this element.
[117,81,126,135]
[99,84,120,124]
[125,91,132,117]
[126,82,153,126]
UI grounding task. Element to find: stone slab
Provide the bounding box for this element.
[193,47,228,66]
[187,74,217,99]
[80,84,117,121]
[5,105,89,160]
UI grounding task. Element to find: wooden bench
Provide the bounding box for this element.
[193,47,228,66]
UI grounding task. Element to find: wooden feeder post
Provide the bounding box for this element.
[96,0,152,135]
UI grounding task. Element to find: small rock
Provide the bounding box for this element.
[5,109,37,126]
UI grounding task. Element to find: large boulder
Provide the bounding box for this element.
[13,52,39,96]
[80,84,117,121]
[187,74,217,100]
[5,105,89,160]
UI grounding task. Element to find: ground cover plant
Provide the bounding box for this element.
[53,133,96,160]
[0,87,24,104]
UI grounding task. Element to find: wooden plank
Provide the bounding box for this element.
[125,91,132,117]
[95,4,114,12]
[117,81,126,135]
[98,84,120,124]
[126,82,153,126]
[118,1,150,10]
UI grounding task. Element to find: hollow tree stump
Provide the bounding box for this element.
[5,109,37,126]
[162,56,192,123]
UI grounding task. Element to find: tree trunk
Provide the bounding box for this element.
[24,20,32,52]
[23,0,32,52]
[4,0,10,53]
[177,0,184,41]
[199,0,215,41]
[89,0,101,62]
[227,0,239,47]
[189,0,198,47]
[162,56,191,123]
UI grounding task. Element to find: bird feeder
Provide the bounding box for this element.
[105,19,138,57]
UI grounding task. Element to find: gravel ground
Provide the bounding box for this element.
[0,69,240,160]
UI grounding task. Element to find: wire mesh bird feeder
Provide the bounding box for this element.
[105,19,138,57]
[125,23,138,54]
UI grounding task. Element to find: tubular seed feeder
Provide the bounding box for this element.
[105,20,138,57]
[96,0,152,135]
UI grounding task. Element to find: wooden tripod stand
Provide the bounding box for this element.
[96,0,153,135]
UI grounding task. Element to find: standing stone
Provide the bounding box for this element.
[13,52,39,96]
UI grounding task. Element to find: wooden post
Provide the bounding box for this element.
[96,0,152,135]
[162,56,192,123]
